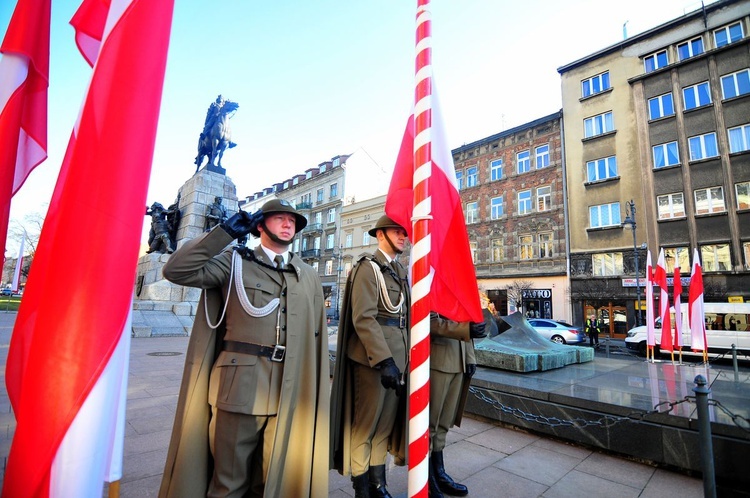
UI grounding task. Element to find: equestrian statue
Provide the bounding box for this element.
[195,95,239,172]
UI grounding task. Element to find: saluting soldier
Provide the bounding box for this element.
[331,215,410,498]
[159,199,329,498]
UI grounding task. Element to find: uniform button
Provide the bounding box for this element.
[231,358,237,364]
[282,290,287,296]
[282,325,287,331]
[282,307,286,313]
[256,283,261,288]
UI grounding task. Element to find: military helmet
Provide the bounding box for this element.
[368,215,405,237]
[250,198,308,237]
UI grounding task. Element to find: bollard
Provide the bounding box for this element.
[731,344,739,383]
[693,375,717,498]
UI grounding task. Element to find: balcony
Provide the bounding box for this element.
[296,202,313,211]
[302,223,323,234]
[301,249,321,259]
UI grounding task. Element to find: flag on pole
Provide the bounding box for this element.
[688,248,707,353]
[385,90,483,325]
[3,0,174,496]
[645,250,656,356]
[0,0,50,263]
[673,267,683,351]
[655,249,673,353]
[11,234,24,292]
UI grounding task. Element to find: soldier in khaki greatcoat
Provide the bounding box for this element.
[331,215,410,498]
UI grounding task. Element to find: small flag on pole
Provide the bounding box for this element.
[645,250,656,361]
[688,248,707,358]
[655,249,673,355]
[673,267,683,361]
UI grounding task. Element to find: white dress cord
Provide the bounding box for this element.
[368,260,404,314]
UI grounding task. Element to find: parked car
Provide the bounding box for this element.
[1,288,12,296]
[527,319,586,345]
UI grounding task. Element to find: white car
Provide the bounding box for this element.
[527,319,586,345]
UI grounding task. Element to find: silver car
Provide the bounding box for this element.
[527,319,586,345]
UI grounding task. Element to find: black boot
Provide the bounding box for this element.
[368,464,393,498]
[432,451,468,496]
[352,472,370,498]
[428,464,445,498]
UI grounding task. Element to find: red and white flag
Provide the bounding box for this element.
[655,249,672,352]
[11,233,24,292]
[385,90,483,324]
[688,248,707,352]
[673,267,683,350]
[0,0,50,261]
[3,0,174,496]
[645,250,656,348]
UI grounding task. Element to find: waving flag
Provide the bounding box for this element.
[11,234,24,292]
[673,267,683,352]
[645,250,656,358]
[3,0,174,496]
[688,248,707,354]
[655,249,673,353]
[0,0,50,261]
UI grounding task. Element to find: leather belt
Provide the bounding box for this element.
[222,340,285,362]
[376,316,405,329]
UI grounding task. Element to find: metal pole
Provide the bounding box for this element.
[632,222,641,326]
[732,344,739,383]
[693,375,717,498]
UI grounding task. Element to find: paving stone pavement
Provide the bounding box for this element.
[0,314,706,497]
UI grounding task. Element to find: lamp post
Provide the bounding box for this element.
[335,247,343,320]
[621,199,641,326]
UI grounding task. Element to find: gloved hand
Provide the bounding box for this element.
[377,357,402,392]
[220,210,261,239]
[470,321,487,338]
[466,363,477,377]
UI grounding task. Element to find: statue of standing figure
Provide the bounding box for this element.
[146,202,175,254]
[205,196,228,231]
[195,95,239,172]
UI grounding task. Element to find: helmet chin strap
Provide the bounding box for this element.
[260,221,293,247]
[383,232,403,255]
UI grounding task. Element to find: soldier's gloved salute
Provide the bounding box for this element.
[469,321,487,338]
[219,209,263,240]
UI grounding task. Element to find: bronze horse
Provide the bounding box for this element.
[195,100,239,171]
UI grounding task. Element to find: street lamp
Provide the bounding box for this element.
[621,199,641,326]
[335,247,343,320]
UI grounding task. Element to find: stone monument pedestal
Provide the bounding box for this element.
[133,168,238,337]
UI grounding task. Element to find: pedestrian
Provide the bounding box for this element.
[428,312,487,497]
[159,199,330,498]
[331,215,410,498]
[586,315,600,348]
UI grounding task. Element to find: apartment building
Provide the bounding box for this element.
[453,112,570,322]
[559,0,750,335]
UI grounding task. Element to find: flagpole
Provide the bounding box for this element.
[408,1,433,497]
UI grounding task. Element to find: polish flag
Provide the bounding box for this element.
[655,249,672,352]
[0,0,50,261]
[673,267,683,350]
[11,234,24,293]
[3,0,174,496]
[385,90,483,324]
[645,250,656,349]
[688,248,707,352]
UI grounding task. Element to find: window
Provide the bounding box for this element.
[688,133,718,161]
[325,260,333,275]
[714,22,743,48]
[735,181,750,209]
[312,261,319,272]
[314,211,322,225]
[326,233,335,249]
[345,232,353,248]
[362,230,371,246]
[517,150,530,174]
[721,69,750,99]
[316,188,324,203]
[729,124,750,153]
[302,238,308,251]
[456,170,464,190]
[664,246,690,273]
[330,183,338,198]
[466,201,479,224]
[537,186,551,211]
[518,190,532,215]
[293,239,300,253]
[490,196,504,219]
[535,144,550,168]
[344,261,352,277]
[644,50,668,73]
[683,82,711,110]
[539,232,553,258]
[466,166,478,187]
[592,252,623,276]
[490,159,503,181]
[657,193,685,219]
[744,242,750,270]
[653,142,680,168]
[694,186,725,214]
[313,236,321,250]
[491,239,503,262]
[469,241,477,264]
[700,244,731,272]
[519,235,533,260]
[586,156,617,182]
[648,93,675,119]
[589,202,621,228]
[677,37,704,60]
[327,207,336,223]
[583,111,614,138]
[581,71,610,98]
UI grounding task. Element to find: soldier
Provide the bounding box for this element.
[145,202,174,254]
[428,313,486,498]
[205,196,228,232]
[331,215,410,498]
[159,199,329,498]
